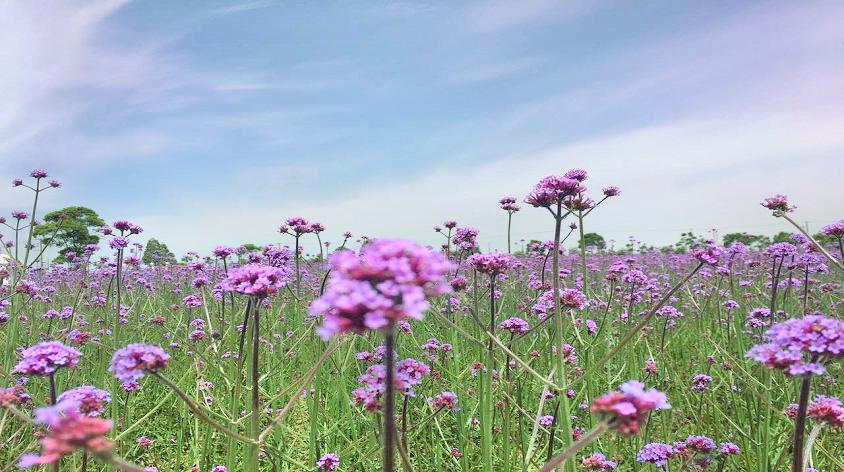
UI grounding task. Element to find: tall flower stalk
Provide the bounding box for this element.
[221,263,291,471]
[312,239,451,472]
[499,197,520,254]
[747,314,844,472]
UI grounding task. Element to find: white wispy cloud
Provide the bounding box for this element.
[132,108,844,255]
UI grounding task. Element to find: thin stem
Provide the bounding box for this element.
[791,375,813,472]
[383,320,397,472]
[539,420,611,472]
[247,296,261,470]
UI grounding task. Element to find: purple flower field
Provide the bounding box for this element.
[0,168,842,472]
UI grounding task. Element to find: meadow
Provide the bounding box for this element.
[1,169,842,472]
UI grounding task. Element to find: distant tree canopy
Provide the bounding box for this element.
[722,232,770,250]
[142,238,176,265]
[33,206,105,262]
[241,243,262,252]
[582,232,606,250]
[771,231,794,244]
[673,231,704,253]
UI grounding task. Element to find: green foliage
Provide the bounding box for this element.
[142,238,176,265]
[771,231,793,244]
[722,232,770,250]
[582,232,606,250]
[673,230,704,253]
[32,206,105,262]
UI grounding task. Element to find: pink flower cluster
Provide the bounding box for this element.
[807,395,844,427]
[19,401,114,468]
[581,452,617,470]
[221,263,291,298]
[466,252,512,276]
[313,239,452,339]
[591,380,670,436]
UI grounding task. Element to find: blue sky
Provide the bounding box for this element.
[1,0,842,256]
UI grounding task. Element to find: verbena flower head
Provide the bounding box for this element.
[581,452,617,470]
[313,239,452,339]
[602,186,621,197]
[821,220,844,237]
[466,252,512,276]
[564,168,588,181]
[451,227,479,251]
[764,242,797,258]
[13,341,82,376]
[525,176,583,208]
[533,288,587,318]
[30,169,48,179]
[719,442,740,456]
[591,381,670,435]
[692,244,723,265]
[19,401,113,468]
[761,194,795,213]
[807,395,844,427]
[316,452,340,471]
[499,196,520,212]
[221,264,291,298]
[637,442,675,466]
[109,344,170,382]
[684,435,716,453]
[212,246,236,258]
[431,391,459,411]
[280,217,313,235]
[499,316,530,335]
[57,386,111,417]
[746,313,844,376]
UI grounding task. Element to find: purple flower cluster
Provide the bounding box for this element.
[13,341,82,376]
[761,194,795,213]
[312,239,452,339]
[352,358,430,411]
[221,263,291,298]
[639,436,739,469]
[109,344,170,382]
[636,442,674,466]
[525,175,584,208]
[499,196,520,212]
[533,288,587,318]
[316,452,340,471]
[57,386,111,417]
[746,313,844,376]
[499,316,530,335]
[451,227,479,252]
[692,243,723,266]
[821,219,844,237]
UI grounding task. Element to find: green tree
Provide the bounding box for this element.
[722,232,770,250]
[582,232,606,250]
[771,231,793,244]
[33,206,105,262]
[142,238,176,265]
[674,231,703,253]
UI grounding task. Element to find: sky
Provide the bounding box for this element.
[1,0,842,257]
